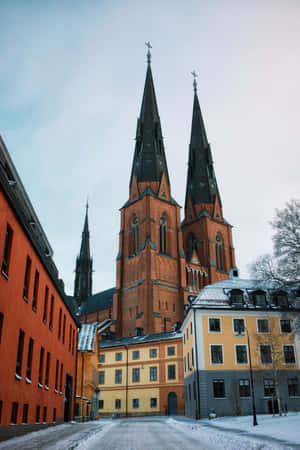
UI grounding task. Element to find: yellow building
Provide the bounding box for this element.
[181,275,300,418]
[98,331,184,416]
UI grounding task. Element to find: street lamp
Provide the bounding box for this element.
[236,326,258,426]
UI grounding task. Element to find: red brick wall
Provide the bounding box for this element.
[0,190,78,427]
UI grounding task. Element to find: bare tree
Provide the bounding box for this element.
[250,199,300,287]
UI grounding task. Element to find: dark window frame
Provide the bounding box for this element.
[132,398,139,409]
[99,371,105,385]
[239,379,250,397]
[149,348,157,358]
[209,318,221,332]
[280,319,292,334]
[235,345,248,364]
[32,270,39,311]
[167,364,176,380]
[11,402,18,424]
[213,379,225,398]
[115,369,122,384]
[1,224,13,276]
[260,344,272,364]
[210,345,223,364]
[150,366,157,381]
[16,329,25,377]
[150,398,157,408]
[132,350,139,360]
[26,337,34,380]
[132,368,140,382]
[115,352,122,361]
[23,256,32,301]
[257,319,269,333]
[283,345,296,364]
[167,346,175,356]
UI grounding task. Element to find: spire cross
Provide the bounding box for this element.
[191,70,198,93]
[145,41,152,64]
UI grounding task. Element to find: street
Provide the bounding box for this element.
[1,416,299,450]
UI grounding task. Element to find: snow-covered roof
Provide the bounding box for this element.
[99,331,182,349]
[77,322,98,352]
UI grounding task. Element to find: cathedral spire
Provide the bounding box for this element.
[130,45,170,191]
[185,73,221,212]
[74,202,93,306]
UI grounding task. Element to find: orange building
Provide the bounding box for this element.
[0,137,79,440]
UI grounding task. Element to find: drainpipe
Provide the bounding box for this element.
[125,345,128,417]
[81,352,84,420]
[193,308,201,419]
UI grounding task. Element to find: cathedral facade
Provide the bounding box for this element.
[76,50,236,338]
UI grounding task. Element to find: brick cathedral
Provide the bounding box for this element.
[75,49,237,337]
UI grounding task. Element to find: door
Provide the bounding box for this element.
[168,392,178,415]
[64,374,73,422]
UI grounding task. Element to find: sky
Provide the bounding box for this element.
[1,0,299,295]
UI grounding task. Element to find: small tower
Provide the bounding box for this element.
[74,203,93,306]
[182,72,236,285]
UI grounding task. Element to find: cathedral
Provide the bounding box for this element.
[75,48,237,338]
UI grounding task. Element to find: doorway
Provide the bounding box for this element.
[64,374,73,421]
[268,398,279,414]
[168,392,178,415]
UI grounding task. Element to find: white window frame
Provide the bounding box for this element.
[280,319,292,334]
[210,344,224,365]
[235,344,249,365]
[208,317,222,333]
[232,318,245,334]
[256,318,270,334]
[283,344,296,365]
[259,344,273,365]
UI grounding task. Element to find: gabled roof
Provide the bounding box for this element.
[78,287,115,315]
[99,330,182,349]
[78,322,98,352]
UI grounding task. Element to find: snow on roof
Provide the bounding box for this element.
[77,322,98,352]
[99,330,182,349]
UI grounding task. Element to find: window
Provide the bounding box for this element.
[187,352,190,370]
[233,318,245,334]
[264,378,275,397]
[0,400,2,424]
[150,367,157,381]
[168,346,175,356]
[11,402,18,424]
[16,329,25,377]
[0,313,3,344]
[216,234,223,271]
[210,345,223,364]
[213,380,225,398]
[239,379,250,397]
[23,256,31,300]
[72,329,75,355]
[59,363,63,392]
[260,345,272,364]
[184,356,186,373]
[191,348,194,367]
[115,352,122,361]
[100,354,105,363]
[98,400,104,409]
[22,403,28,423]
[193,381,196,400]
[49,296,54,329]
[257,319,269,333]
[132,351,139,360]
[38,347,45,385]
[53,408,56,422]
[209,318,221,332]
[55,360,59,391]
[132,398,139,409]
[253,291,266,306]
[45,352,50,387]
[115,369,122,384]
[43,406,47,423]
[150,349,157,358]
[62,314,66,343]
[168,365,176,380]
[43,287,49,323]
[35,405,40,423]
[186,328,189,340]
[151,398,157,408]
[132,216,139,255]
[115,399,121,409]
[230,289,244,304]
[288,377,299,397]
[280,319,292,333]
[32,270,39,311]
[1,225,13,276]
[69,325,72,351]
[132,368,140,382]
[235,345,248,364]
[160,215,167,254]
[190,322,193,335]
[26,338,34,380]
[58,308,62,338]
[283,345,296,364]
[99,371,104,384]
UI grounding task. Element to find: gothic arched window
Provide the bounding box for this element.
[216,234,223,271]
[132,216,139,255]
[160,215,167,254]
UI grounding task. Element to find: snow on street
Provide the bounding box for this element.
[1,415,300,449]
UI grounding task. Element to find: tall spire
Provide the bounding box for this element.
[185,72,221,211]
[130,44,170,190]
[74,202,93,306]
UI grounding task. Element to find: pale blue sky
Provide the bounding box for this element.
[1,0,299,294]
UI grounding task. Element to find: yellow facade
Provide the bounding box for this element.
[98,334,184,416]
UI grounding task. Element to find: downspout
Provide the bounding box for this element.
[193,308,201,419]
[73,330,79,421]
[126,345,128,417]
[81,352,84,419]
